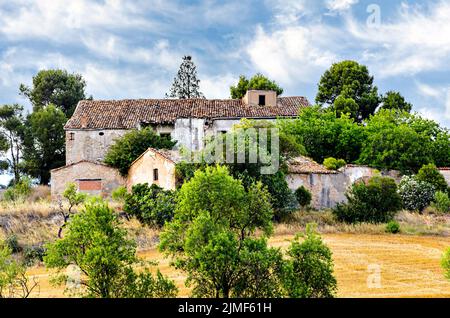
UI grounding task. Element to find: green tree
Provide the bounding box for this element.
[124,183,176,227]
[333,176,402,223]
[416,164,448,193]
[166,56,205,99]
[160,166,279,298]
[19,69,89,117]
[21,105,67,185]
[295,186,312,208]
[278,107,366,163]
[282,224,337,298]
[104,127,176,176]
[359,109,444,173]
[0,244,38,298]
[316,60,380,122]
[380,91,412,112]
[0,104,25,184]
[44,199,177,298]
[230,74,283,99]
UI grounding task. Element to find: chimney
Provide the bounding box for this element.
[80,114,88,129]
[242,90,277,106]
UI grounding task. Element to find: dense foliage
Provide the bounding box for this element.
[230,74,283,99]
[397,176,435,212]
[333,176,402,223]
[124,183,176,227]
[359,110,450,172]
[19,69,88,117]
[432,191,450,214]
[282,224,337,298]
[385,220,400,234]
[295,186,312,208]
[442,248,450,281]
[316,60,380,122]
[278,107,365,163]
[380,91,412,112]
[21,105,67,184]
[104,127,176,176]
[44,199,177,298]
[323,157,346,170]
[415,164,448,193]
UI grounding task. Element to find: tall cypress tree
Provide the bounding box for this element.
[166,56,205,99]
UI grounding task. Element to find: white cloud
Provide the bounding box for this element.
[200,73,236,99]
[416,82,443,99]
[344,1,450,77]
[246,25,337,85]
[326,0,358,12]
[446,89,450,120]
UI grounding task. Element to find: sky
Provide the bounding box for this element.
[0,0,450,182]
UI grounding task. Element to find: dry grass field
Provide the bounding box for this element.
[26,233,450,298]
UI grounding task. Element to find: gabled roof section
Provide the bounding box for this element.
[50,160,111,172]
[64,96,310,130]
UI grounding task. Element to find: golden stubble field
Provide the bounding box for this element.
[27,233,450,298]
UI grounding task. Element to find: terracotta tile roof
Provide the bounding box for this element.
[287,156,338,174]
[64,97,310,130]
[50,160,111,172]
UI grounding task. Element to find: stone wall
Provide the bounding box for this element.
[51,161,126,200]
[65,129,128,165]
[127,150,177,191]
[286,165,402,210]
[439,169,450,186]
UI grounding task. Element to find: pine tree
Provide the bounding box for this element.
[166,56,205,99]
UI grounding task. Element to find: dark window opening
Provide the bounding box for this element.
[219,130,227,134]
[153,168,159,181]
[99,132,104,136]
[258,95,266,106]
[69,132,75,141]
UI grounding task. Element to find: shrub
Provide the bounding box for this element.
[3,178,32,202]
[44,199,177,298]
[416,164,448,193]
[295,186,312,208]
[0,244,38,298]
[124,183,176,227]
[323,157,346,170]
[332,176,402,223]
[398,176,435,212]
[385,220,400,234]
[23,245,45,266]
[112,186,128,202]
[442,247,450,281]
[5,234,21,253]
[282,224,337,298]
[104,127,176,176]
[432,191,450,214]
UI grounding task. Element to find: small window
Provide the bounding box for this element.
[258,95,266,106]
[99,132,104,136]
[219,130,227,134]
[153,168,159,181]
[69,132,75,141]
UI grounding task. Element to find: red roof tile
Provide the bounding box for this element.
[64,97,310,129]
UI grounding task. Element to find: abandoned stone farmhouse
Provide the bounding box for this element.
[50,89,450,210]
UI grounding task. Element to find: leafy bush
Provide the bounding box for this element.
[5,234,21,253]
[0,244,38,298]
[3,178,32,202]
[398,176,435,212]
[332,176,402,223]
[44,199,177,298]
[23,245,45,266]
[104,127,176,176]
[432,191,450,214]
[295,186,312,208]
[385,220,400,234]
[323,157,346,170]
[112,186,128,202]
[416,164,448,193]
[282,224,337,298]
[124,183,176,227]
[442,247,450,281]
